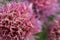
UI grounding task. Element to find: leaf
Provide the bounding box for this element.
[47,15,55,22]
[35,26,47,40]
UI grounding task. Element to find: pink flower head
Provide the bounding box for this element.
[30,0,57,9]
[0,2,42,40]
[30,0,59,17]
[47,16,60,40]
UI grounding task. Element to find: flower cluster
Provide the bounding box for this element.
[28,0,59,22]
[47,16,60,40]
[0,2,42,40]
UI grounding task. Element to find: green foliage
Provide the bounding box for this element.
[6,0,11,2]
[48,15,55,22]
[35,25,47,40]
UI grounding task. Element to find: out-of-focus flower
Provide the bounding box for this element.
[46,16,60,40]
[29,0,60,23]
[0,2,43,40]
[0,0,3,2]
[30,0,57,9]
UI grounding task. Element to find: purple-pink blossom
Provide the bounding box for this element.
[47,16,60,40]
[0,2,42,40]
[23,0,60,23]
